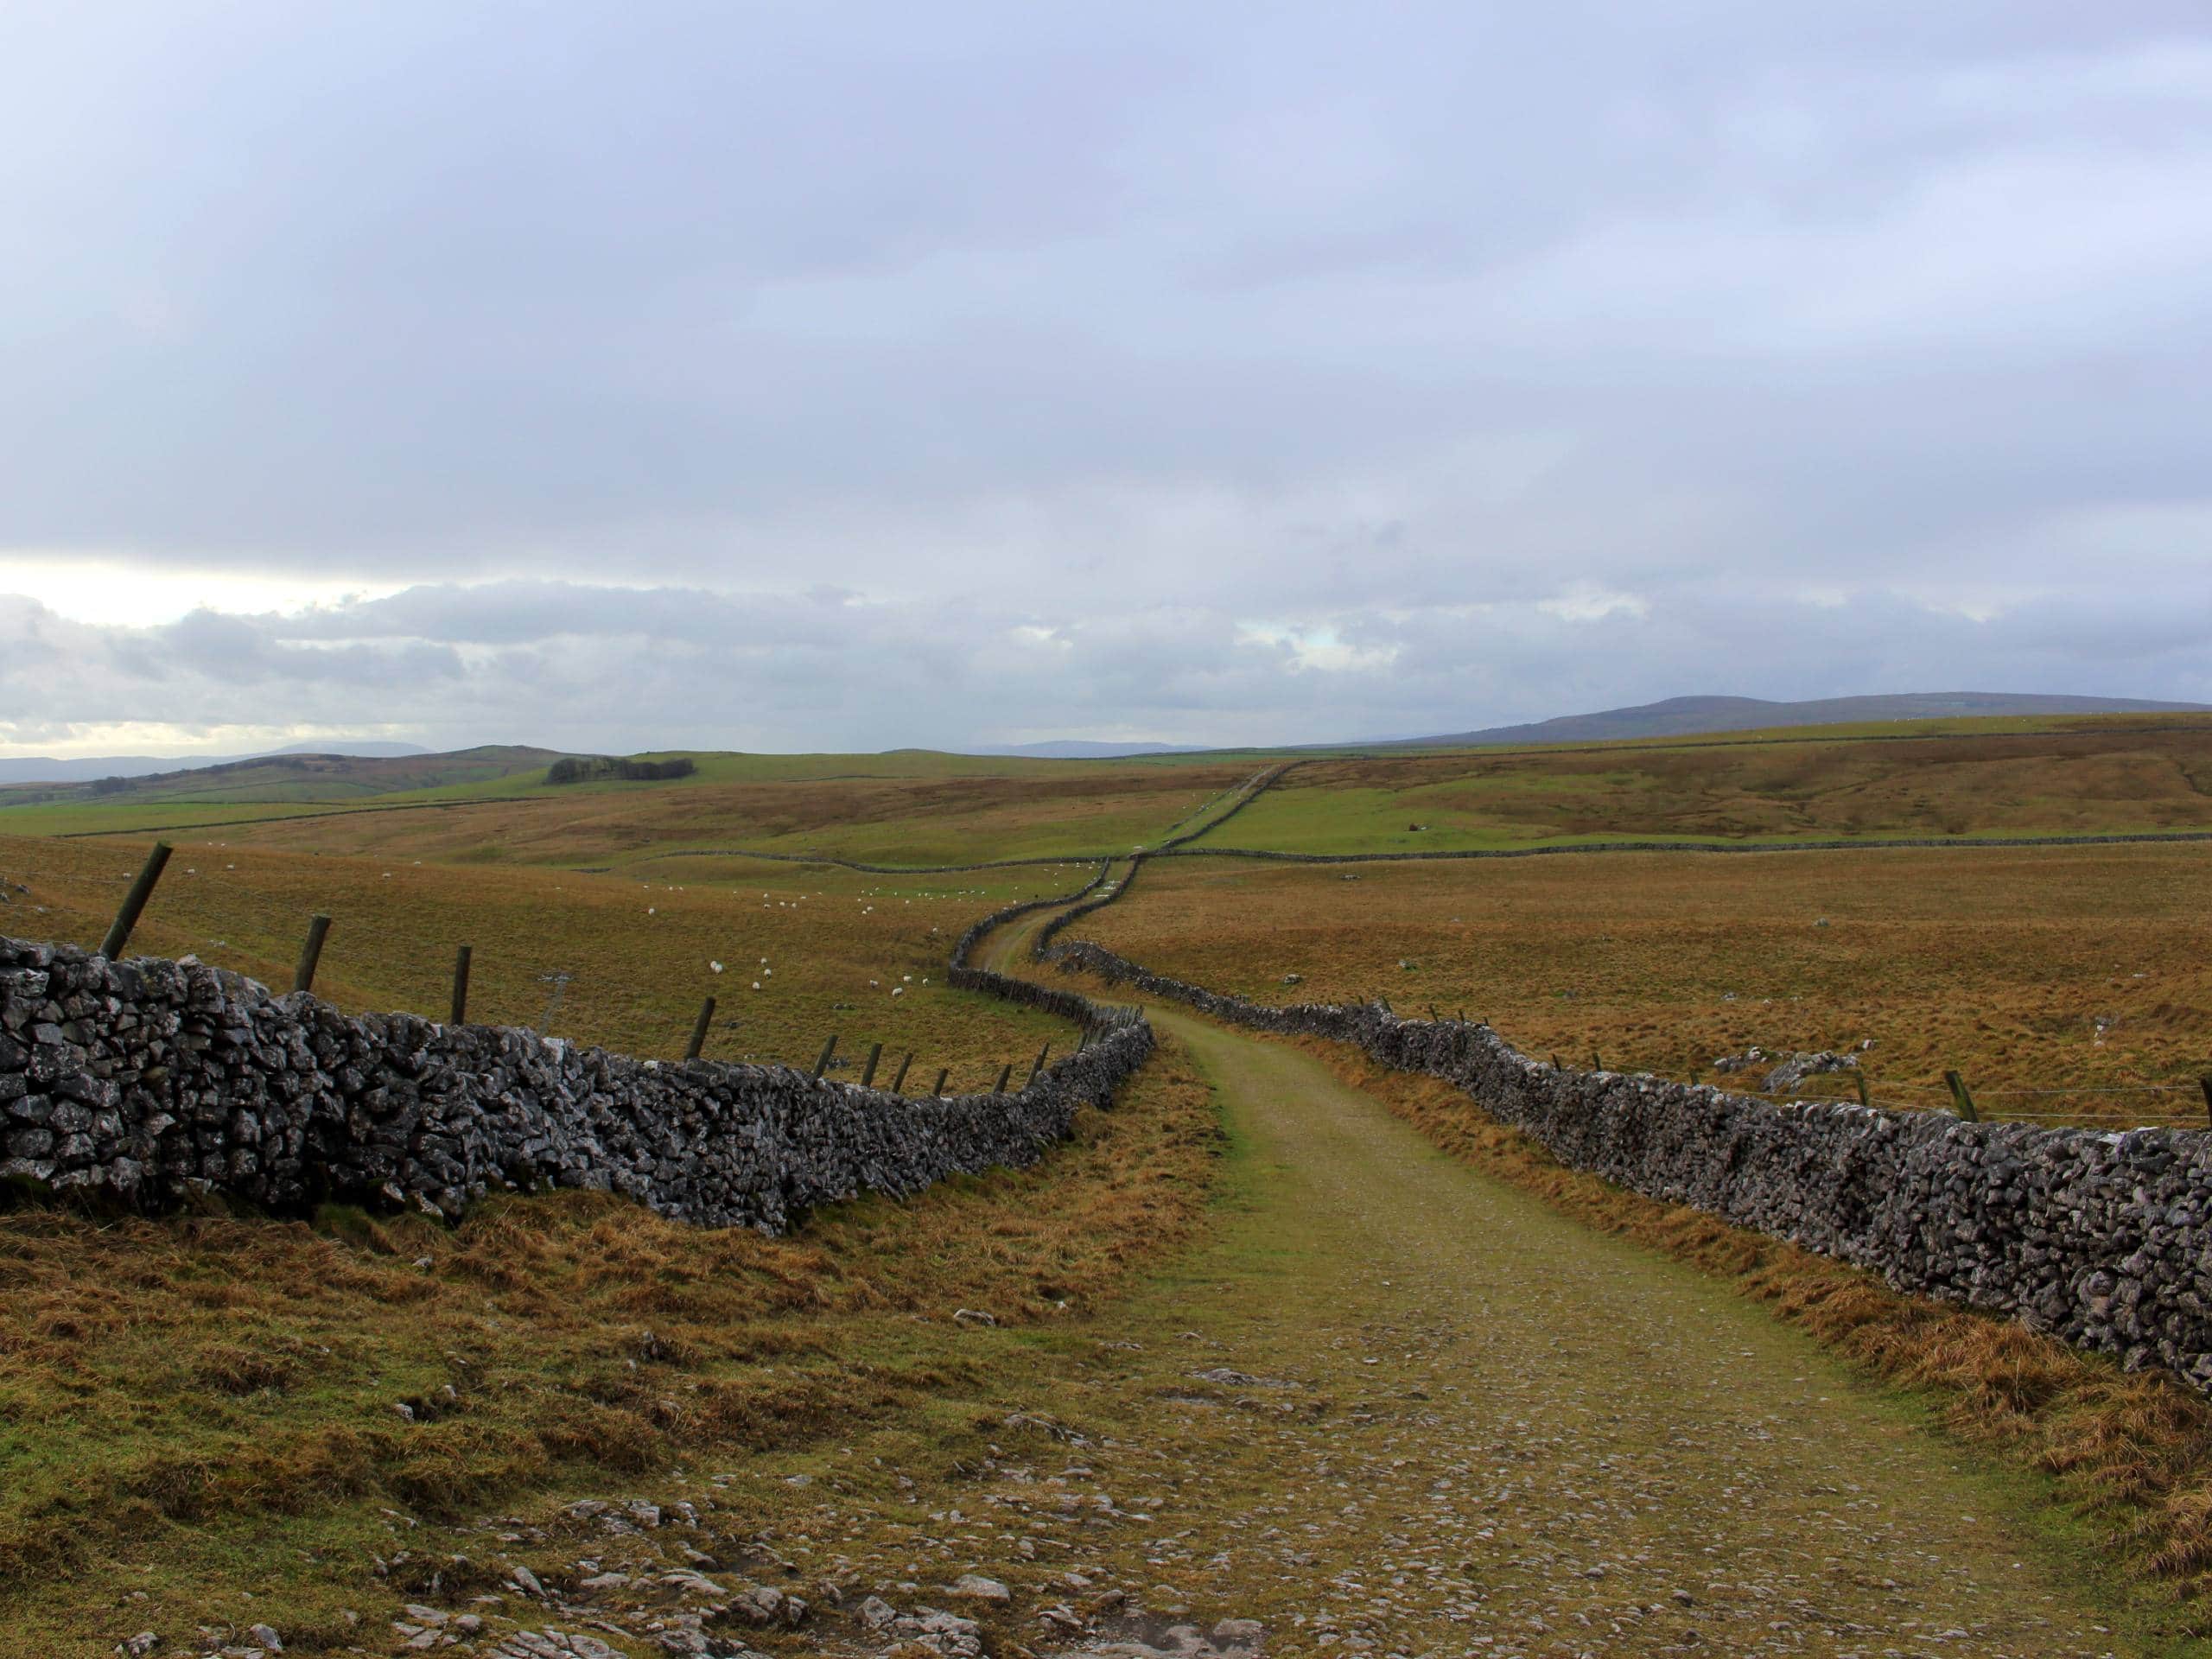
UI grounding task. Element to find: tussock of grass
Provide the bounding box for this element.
[0,1040,1219,1633]
[1289,1032,2212,1616]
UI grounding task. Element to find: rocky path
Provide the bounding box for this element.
[354,950,2188,1659]
[1033,1005,2149,1656]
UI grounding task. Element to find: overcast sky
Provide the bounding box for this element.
[4,2,2209,756]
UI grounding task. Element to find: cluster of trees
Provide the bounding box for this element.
[545,755,697,785]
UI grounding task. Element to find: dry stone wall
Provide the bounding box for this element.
[1046,934,2212,1391]
[0,904,1151,1232]
[1162,829,2212,866]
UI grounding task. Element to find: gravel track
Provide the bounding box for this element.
[334,906,2188,1659]
[1029,1002,2147,1656]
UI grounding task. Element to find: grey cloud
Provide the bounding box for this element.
[6,581,2204,756]
[2,2,2209,748]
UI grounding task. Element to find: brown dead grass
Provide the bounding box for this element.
[1281,1029,2212,1612]
[1217,720,2212,851]
[118,762,1256,869]
[1084,843,2212,1127]
[0,1031,1221,1626]
[0,831,1078,1077]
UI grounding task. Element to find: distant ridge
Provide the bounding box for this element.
[0,741,429,785]
[1388,693,2212,750]
[965,740,1213,759]
[0,745,555,805]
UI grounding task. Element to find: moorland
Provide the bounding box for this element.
[4,714,2212,1655]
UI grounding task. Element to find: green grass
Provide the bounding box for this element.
[0,748,1282,863]
[1193,716,2212,854]
[2,834,1089,1077]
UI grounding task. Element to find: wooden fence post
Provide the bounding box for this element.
[1028,1041,1050,1083]
[99,841,172,960]
[813,1033,839,1079]
[993,1061,1013,1094]
[2200,1075,2210,1128]
[1591,1049,1604,1072]
[449,945,473,1026]
[891,1051,913,1092]
[1853,1070,1871,1108]
[932,1066,950,1096]
[1943,1068,1980,1122]
[686,995,716,1061]
[292,913,332,995]
[861,1041,883,1087]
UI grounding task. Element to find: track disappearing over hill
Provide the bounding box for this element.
[969,905,2183,1653]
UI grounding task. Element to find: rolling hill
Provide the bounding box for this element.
[0,744,559,807]
[0,741,430,785]
[1389,692,2209,748]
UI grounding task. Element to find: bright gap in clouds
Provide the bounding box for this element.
[0,556,404,627]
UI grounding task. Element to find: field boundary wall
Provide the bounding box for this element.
[0,865,1151,1233]
[1165,830,2212,863]
[1040,914,2212,1391]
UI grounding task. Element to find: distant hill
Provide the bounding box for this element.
[1389,693,2212,749]
[0,741,429,785]
[0,745,557,806]
[965,741,1214,760]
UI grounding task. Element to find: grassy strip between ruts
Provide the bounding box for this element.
[0,1032,1220,1650]
[1176,1016,2212,1626]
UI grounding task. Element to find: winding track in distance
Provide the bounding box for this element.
[50,752,2212,875]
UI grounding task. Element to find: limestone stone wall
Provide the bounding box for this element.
[0,919,1149,1233]
[1047,934,2212,1390]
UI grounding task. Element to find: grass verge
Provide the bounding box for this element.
[0,1034,1220,1650]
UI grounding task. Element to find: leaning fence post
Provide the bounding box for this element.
[1944,1068,1980,1122]
[2200,1074,2211,1128]
[293,913,332,994]
[1027,1041,1050,1083]
[1853,1070,1871,1108]
[861,1041,884,1087]
[1591,1049,1604,1072]
[99,841,173,960]
[813,1033,839,1079]
[932,1066,950,1096]
[993,1061,1013,1094]
[686,995,716,1061]
[450,944,473,1026]
[890,1051,913,1092]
